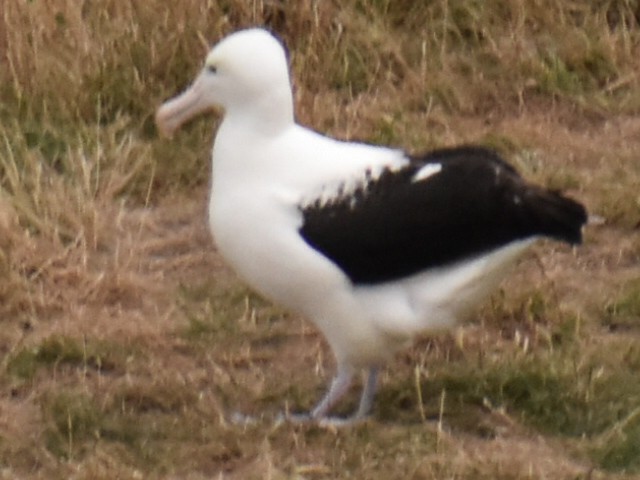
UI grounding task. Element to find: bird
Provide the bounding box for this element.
[156,28,588,425]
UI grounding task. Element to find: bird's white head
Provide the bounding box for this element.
[156,28,294,137]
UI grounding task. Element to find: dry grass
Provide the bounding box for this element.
[1,1,640,478]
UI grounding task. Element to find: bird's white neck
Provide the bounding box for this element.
[224,84,295,137]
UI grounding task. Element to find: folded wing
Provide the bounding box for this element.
[299,146,587,285]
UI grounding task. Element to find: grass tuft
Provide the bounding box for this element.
[7,335,124,381]
[605,279,640,332]
[42,390,102,460]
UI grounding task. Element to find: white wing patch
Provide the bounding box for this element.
[303,163,393,209]
[412,163,442,183]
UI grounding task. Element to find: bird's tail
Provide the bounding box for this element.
[525,188,588,244]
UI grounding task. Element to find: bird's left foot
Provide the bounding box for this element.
[276,411,370,427]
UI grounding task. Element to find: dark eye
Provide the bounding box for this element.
[207,64,217,74]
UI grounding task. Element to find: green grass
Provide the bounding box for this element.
[177,280,286,343]
[8,335,89,380]
[605,279,640,332]
[43,390,102,460]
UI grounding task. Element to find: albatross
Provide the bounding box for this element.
[156,28,587,424]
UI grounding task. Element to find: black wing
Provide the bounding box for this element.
[299,146,587,285]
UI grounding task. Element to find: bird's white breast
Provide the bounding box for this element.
[208,124,405,314]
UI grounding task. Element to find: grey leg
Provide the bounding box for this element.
[354,367,379,420]
[310,366,354,419]
[285,366,379,426]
